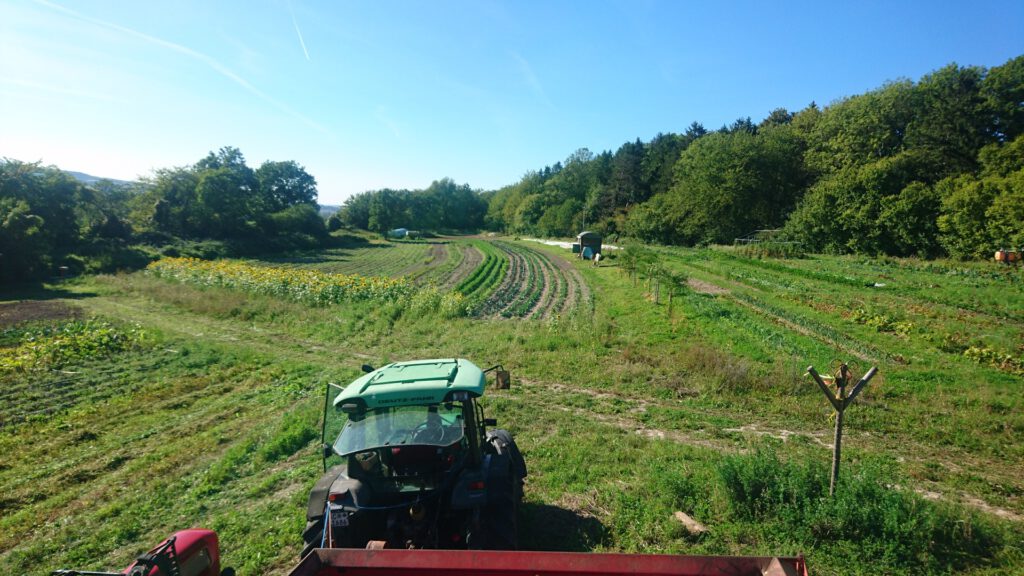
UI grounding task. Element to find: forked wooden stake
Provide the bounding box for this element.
[807,363,878,496]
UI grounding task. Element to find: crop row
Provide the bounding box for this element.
[407,244,451,284]
[455,241,508,303]
[295,243,435,278]
[698,252,1021,370]
[527,245,568,319]
[500,243,544,318]
[475,241,582,319]
[436,243,483,289]
[148,257,415,306]
[658,246,1024,379]
[494,242,544,317]
[0,366,142,428]
[730,292,892,363]
[714,248,1021,319]
[675,256,902,362]
[416,242,476,286]
[476,243,523,315]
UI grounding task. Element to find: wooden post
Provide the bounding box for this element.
[830,378,846,496]
[808,364,878,496]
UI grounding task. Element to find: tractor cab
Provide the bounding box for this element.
[304,359,525,554]
[335,403,470,490]
[325,358,489,470]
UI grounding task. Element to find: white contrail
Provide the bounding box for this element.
[509,50,553,109]
[289,1,310,61]
[32,0,328,134]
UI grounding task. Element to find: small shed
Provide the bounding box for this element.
[576,231,602,260]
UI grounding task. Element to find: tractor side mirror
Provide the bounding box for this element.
[494,370,511,390]
[322,444,332,459]
[361,364,375,373]
[483,418,497,427]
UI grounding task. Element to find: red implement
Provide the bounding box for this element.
[287,548,808,576]
[52,529,224,576]
[124,529,223,576]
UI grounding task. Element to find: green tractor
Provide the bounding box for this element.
[302,359,526,556]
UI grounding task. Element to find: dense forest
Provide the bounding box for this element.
[481,56,1024,258]
[0,147,326,282]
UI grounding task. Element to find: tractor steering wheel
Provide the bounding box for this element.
[411,422,446,444]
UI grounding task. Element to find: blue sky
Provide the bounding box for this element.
[1,0,1022,204]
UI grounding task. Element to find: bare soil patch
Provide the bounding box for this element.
[723,423,831,448]
[687,278,729,295]
[441,244,483,289]
[402,242,448,281]
[0,300,81,328]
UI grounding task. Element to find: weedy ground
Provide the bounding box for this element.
[0,240,1021,575]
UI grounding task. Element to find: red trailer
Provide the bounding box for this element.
[54,530,808,576]
[289,547,808,576]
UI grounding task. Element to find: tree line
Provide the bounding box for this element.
[3,56,1020,283]
[484,56,1024,259]
[0,147,326,282]
[332,177,487,235]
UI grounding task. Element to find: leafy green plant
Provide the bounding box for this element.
[963,345,1024,375]
[849,308,915,336]
[0,319,147,374]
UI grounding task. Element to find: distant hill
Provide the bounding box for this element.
[66,170,133,186]
[319,205,340,217]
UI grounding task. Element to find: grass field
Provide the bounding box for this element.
[259,235,478,288]
[1,238,1021,575]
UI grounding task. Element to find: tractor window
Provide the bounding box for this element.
[323,383,347,469]
[333,404,464,456]
[179,546,212,576]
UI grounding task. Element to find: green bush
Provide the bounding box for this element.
[736,242,805,259]
[717,446,1008,572]
[408,285,470,318]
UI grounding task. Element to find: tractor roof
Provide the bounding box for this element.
[334,358,485,411]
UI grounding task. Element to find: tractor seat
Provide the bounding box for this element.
[388,443,459,476]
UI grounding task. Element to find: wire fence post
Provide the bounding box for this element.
[807,363,878,496]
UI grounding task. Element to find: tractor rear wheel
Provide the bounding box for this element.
[481,463,519,549]
[300,518,323,558]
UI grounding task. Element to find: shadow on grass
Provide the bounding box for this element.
[0,281,98,302]
[262,241,397,266]
[264,239,449,266]
[519,502,608,551]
